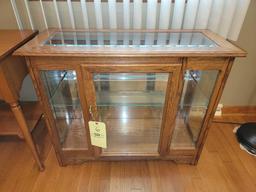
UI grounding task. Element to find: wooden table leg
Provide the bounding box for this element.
[10,102,44,171]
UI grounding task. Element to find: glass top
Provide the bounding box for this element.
[44,31,217,48]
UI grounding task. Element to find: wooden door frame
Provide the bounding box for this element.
[167,57,233,164]
[81,63,182,157]
[192,57,234,164]
[32,63,95,165]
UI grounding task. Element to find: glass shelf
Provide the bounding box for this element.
[94,73,168,108]
[96,91,166,107]
[94,73,168,81]
[44,31,217,48]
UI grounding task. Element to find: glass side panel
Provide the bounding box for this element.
[170,70,219,150]
[44,31,217,48]
[40,70,88,150]
[93,73,169,154]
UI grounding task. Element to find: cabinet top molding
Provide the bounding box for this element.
[14,29,246,57]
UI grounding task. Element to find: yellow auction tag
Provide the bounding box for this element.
[88,121,107,148]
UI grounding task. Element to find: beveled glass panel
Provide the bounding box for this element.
[44,31,217,48]
[40,70,88,150]
[170,70,219,150]
[93,73,170,154]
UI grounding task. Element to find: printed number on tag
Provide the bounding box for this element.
[88,121,107,148]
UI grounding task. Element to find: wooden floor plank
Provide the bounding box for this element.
[204,123,256,192]
[178,164,208,192]
[0,118,256,192]
[196,149,231,192]
[122,161,151,192]
[148,161,166,192]
[77,163,92,192]
[31,149,62,192]
[109,162,124,192]
[220,124,256,188]
[87,162,111,192]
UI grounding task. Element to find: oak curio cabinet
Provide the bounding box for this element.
[15,30,245,166]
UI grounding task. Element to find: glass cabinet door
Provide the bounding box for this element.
[89,72,170,155]
[40,70,88,150]
[170,70,219,150]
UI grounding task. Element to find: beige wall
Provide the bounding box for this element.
[0,0,255,106]
[0,0,38,101]
[0,0,17,29]
[220,0,256,106]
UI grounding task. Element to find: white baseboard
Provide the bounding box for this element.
[215,103,223,116]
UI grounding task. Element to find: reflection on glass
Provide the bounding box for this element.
[170,70,219,149]
[40,70,87,150]
[93,73,170,154]
[44,31,217,48]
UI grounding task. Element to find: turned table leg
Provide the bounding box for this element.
[10,102,44,171]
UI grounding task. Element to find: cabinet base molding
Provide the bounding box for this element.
[61,152,195,166]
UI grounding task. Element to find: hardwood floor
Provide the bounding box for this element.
[0,118,256,192]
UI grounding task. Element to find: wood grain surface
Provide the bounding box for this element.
[0,30,38,62]
[0,101,42,137]
[0,117,255,192]
[13,29,246,57]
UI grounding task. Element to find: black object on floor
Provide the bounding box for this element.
[236,123,256,155]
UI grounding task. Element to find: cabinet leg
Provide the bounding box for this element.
[10,102,44,171]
